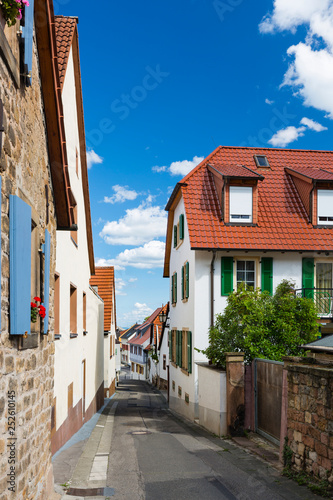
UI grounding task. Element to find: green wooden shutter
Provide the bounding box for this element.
[187,331,192,374]
[179,330,183,367]
[221,257,233,296]
[181,266,184,300]
[171,275,174,304]
[185,262,189,299]
[179,214,184,240]
[169,331,172,361]
[175,272,177,303]
[43,229,50,334]
[176,330,179,365]
[261,257,273,295]
[174,225,177,247]
[302,258,314,299]
[10,195,31,336]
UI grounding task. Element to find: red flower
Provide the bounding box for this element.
[31,302,37,308]
[34,296,42,302]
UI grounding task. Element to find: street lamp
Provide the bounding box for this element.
[159,307,167,323]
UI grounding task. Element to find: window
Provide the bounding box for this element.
[316,262,332,315]
[236,260,255,289]
[229,186,252,222]
[181,262,189,300]
[83,292,86,333]
[71,206,78,245]
[54,274,60,334]
[171,272,177,305]
[317,190,333,225]
[169,329,192,373]
[173,214,185,248]
[70,284,77,334]
[254,155,270,167]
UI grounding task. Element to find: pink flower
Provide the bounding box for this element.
[22,0,30,5]
[16,9,22,20]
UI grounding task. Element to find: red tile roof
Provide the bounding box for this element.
[167,146,333,256]
[285,166,333,181]
[54,16,77,89]
[209,162,263,179]
[129,329,151,345]
[90,267,116,332]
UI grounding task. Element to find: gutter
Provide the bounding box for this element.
[210,250,216,328]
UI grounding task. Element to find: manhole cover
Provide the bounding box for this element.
[131,430,151,435]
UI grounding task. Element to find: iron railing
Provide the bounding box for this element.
[295,288,333,316]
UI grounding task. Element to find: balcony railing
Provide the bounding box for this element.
[295,288,333,317]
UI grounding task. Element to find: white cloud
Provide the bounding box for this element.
[99,203,167,246]
[122,302,153,325]
[152,156,204,177]
[97,241,165,270]
[300,117,328,131]
[104,185,138,204]
[268,126,306,147]
[260,1,333,118]
[128,278,138,283]
[87,150,103,169]
[152,165,167,173]
[95,258,125,271]
[265,98,275,105]
[115,277,127,296]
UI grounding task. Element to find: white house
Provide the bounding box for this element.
[90,267,118,397]
[163,146,333,421]
[51,16,104,454]
[148,304,169,390]
[120,324,139,365]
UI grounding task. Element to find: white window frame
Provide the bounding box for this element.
[317,190,333,225]
[234,258,259,290]
[229,186,253,223]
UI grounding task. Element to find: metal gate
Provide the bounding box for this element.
[254,358,283,445]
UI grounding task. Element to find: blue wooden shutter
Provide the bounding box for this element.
[173,225,177,248]
[22,0,35,86]
[43,229,50,334]
[179,214,184,240]
[221,257,233,296]
[302,258,314,299]
[261,258,273,295]
[185,262,189,299]
[10,195,31,335]
[181,266,184,300]
[187,331,192,374]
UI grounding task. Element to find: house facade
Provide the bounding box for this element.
[0,1,74,497]
[51,16,104,454]
[119,324,139,365]
[148,303,169,389]
[164,146,333,421]
[90,267,118,397]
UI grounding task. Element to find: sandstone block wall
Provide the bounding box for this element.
[287,362,333,482]
[0,19,57,500]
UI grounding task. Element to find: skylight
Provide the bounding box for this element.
[254,155,270,167]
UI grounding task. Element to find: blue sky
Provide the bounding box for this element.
[59,0,333,327]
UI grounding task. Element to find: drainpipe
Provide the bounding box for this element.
[210,250,216,328]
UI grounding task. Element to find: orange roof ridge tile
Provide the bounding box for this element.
[54,16,77,89]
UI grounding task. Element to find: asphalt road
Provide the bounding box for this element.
[105,368,318,500]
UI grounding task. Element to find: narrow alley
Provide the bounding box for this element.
[52,367,320,500]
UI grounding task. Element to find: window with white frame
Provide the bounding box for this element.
[236,260,255,289]
[317,190,333,225]
[229,186,253,222]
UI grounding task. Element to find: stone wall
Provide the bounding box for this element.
[286,359,333,482]
[0,19,57,500]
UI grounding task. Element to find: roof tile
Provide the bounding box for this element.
[54,16,77,89]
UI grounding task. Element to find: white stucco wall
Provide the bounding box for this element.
[54,47,104,431]
[167,191,331,422]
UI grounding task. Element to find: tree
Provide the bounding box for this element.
[201,280,319,368]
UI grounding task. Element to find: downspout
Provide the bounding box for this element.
[210,250,216,328]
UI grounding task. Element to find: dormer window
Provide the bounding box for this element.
[318,190,333,225]
[229,186,252,223]
[254,155,270,168]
